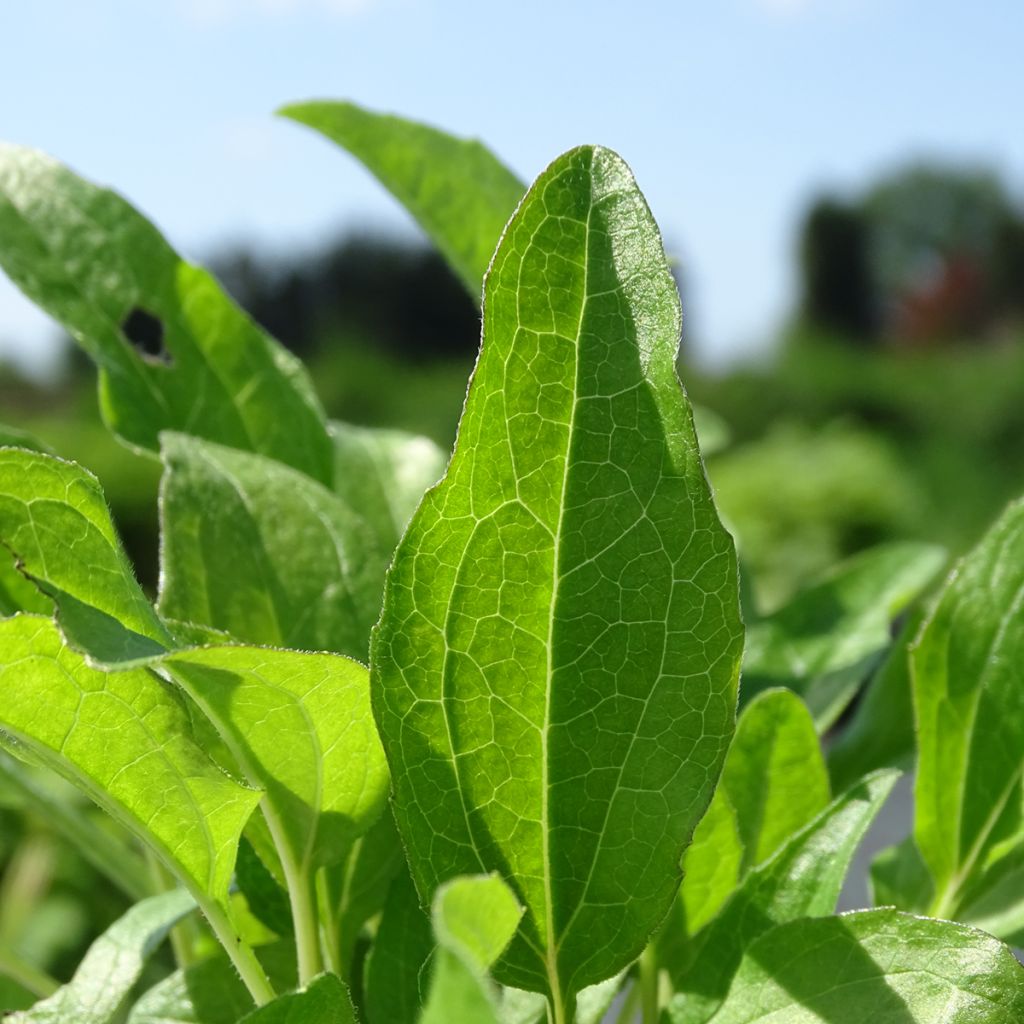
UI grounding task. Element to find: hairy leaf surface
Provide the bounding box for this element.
[159,433,385,659]
[700,909,1024,1023]
[0,615,260,912]
[372,145,743,1005]
[0,449,170,663]
[8,888,193,1024]
[670,770,898,1021]
[913,499,1024,919]
[280,101,524,297]
[743,542,944,729]
[0,146,332,483]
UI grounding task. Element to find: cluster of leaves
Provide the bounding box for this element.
[0,101,1021,1024]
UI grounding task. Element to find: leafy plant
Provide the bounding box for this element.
[0,101,1021,1024]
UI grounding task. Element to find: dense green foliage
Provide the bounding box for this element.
[0,101,1021,1024]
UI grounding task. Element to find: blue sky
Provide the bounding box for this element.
[1,0,1021,377]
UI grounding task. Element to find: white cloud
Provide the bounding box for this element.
[177,0,375,26]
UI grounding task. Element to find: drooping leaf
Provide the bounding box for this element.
[912,499,1024,920]
[675,689,830,940]
[419,875,523,1024]
[826,608,924,792]
[0,615,261,916]
[696,909,1024,1024]
[164,645,389,874]
[158,433,386,659]
[363,868,434,1024]
[0,145,332,484]
[330,421,448,550]
[280,101,525,297]
[237,974,356,1024]
[743,541,944,730]
[7,888,193,1024]
[0,449,171,663]
[669,770,898,1022]
[372,146,743,1009]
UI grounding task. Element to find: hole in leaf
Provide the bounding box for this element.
[121,307,171,365]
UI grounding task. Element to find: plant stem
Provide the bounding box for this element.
[0,949,59,999]
[639,944,660,1024]
[612,979,642,1024]
[202,900,275,1006]
[286,865,323,985]
[145,849,200,968]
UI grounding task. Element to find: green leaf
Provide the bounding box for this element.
[237,974,356,1024]
[419,875,523,1024]
[912,499,1024,920]
[696,909,1024,1024]
[363,868,434,1024]
[743,541,944,730]
[165,645,388,871]
[677,689,830,937]
[280,101,525,298]
[0,145,332,484]
[826,608,924,793]
[869,835,931,916]
[7,888,193,1024]
[957,844,1024,945]
[669,770,898,1022]
[330,421,448,551]
[0,615,261,917]
[372,146,743,1009]
[0,449,171,663]
[0,548,51,617]
[0,427,53,454]
[158,433,386,659]
[236,837,294,938]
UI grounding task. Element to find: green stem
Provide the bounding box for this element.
[286,865,323,985]
[0,949,59,999]
[315,870,344,979]
[202,900,275,1006]
[613,980,642,1024]
[145,850,201,968]
[639,944,660,1023]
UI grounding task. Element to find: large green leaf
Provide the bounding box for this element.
[237,974,356,1024]
[0,146,332,484]
[675,689,829,940]
[330,421,448,551]
[743,542,944,730]
[698,909,1024,1023]
[913,499,1024,920]
[419,875,523,1024]
[0,449,170,663]
[669,770,898,1022]
[7,888,193,1024]
[280,101,525,297]
[372,146,743,1011]
[158,433,386,659]
[0,615,260,920]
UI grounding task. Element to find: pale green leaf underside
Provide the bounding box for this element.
[158,432,387,660]
[913,498,1024,919]
[165,644,389,872]
[671,770,898,1022]
[237,973,356,1023]
[126,951,256,1024]
[0,145,332,484]
[373,145,743,1000]
[680,688,829,935]
[703,909,1024,1023]
[743,541,945,729]
[0,615,260,909]
[0,448,170,663]
[280,101,525,298]
[8,888,193,1024]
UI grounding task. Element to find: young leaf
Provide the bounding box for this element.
[743,541,944,730]
[696,909,1024,1024]
[676,688,830,938]
[158,433,386,659]
[164,645,389,982]
[0,449,171,663]
[330,421,448,550]
[669,770,898,1022]
[237,974,356,1024]
[372,146,743,1011]
[0,146,332,484]
[912,499,1024,919]
[0,616,261,927]
[280,101,525,298]
[419,875,523,1024]
[7,888,193,1024]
